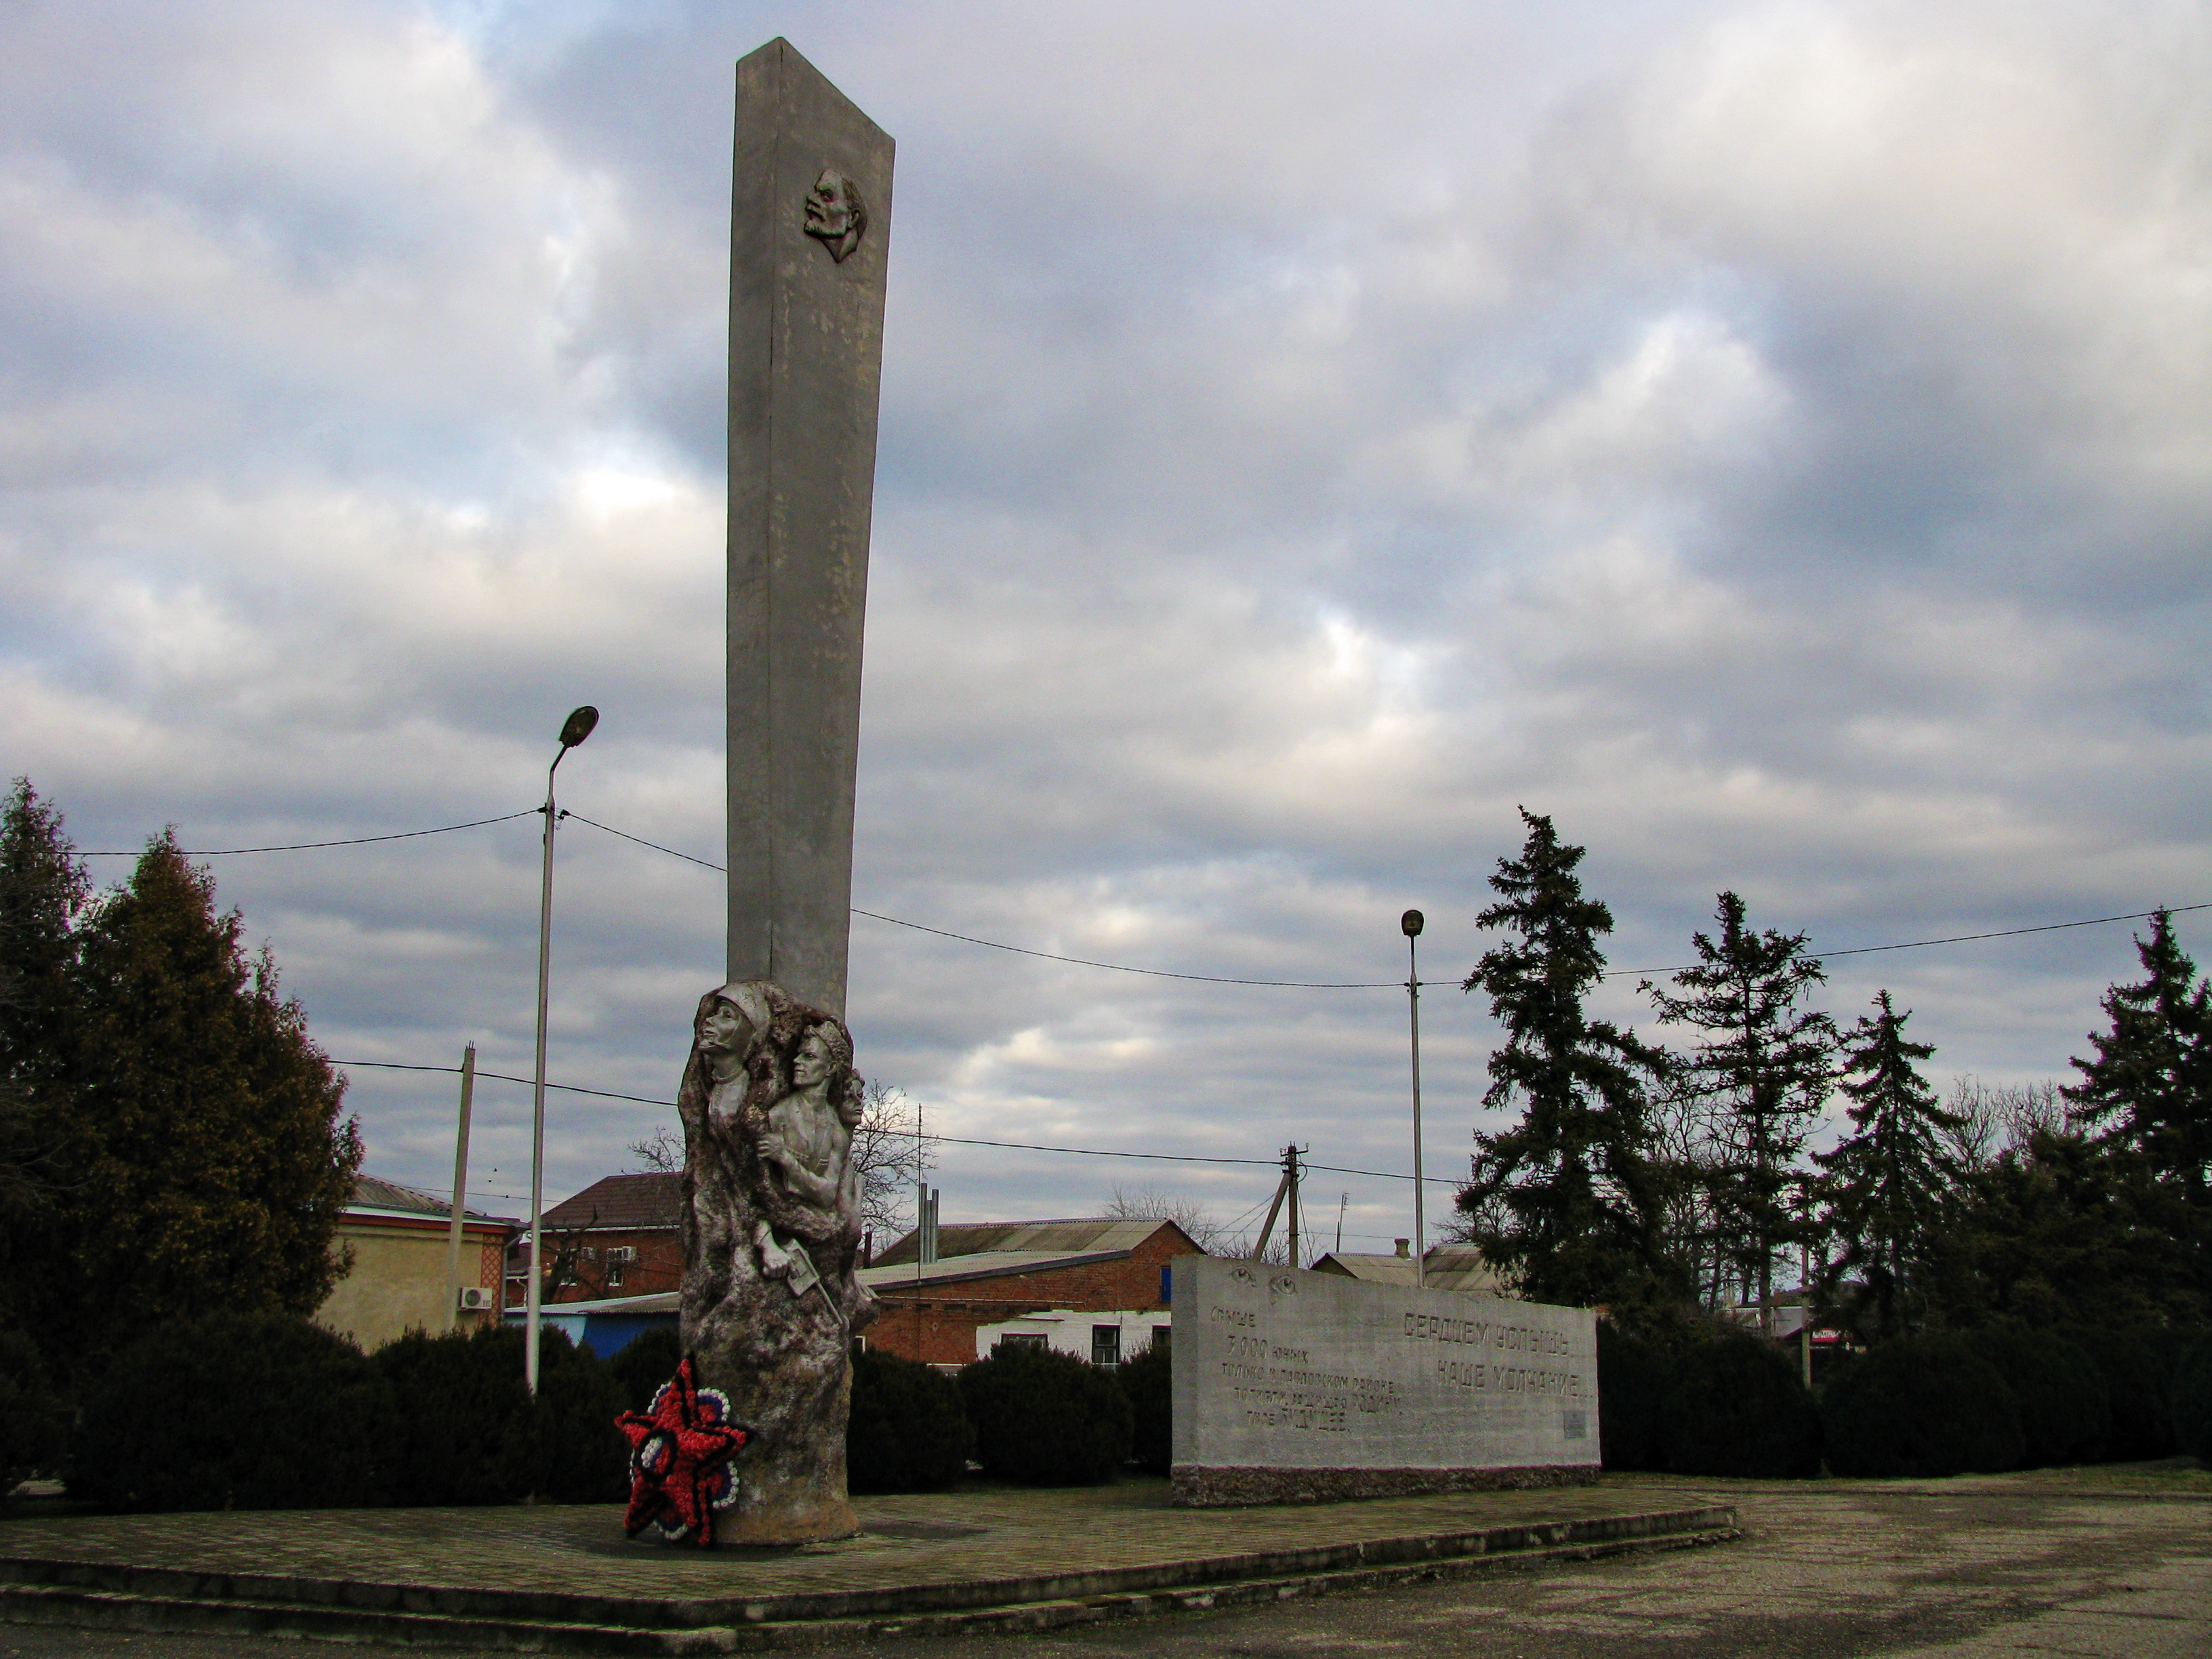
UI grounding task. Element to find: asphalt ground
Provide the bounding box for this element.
[0,1466,2205,1659]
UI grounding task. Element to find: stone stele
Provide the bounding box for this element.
[678,981,878,1543]
[1169,1256,1600,1506]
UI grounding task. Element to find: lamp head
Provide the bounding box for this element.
[558,706,600,749]
[1401,909,1424,939]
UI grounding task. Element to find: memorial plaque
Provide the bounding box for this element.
[1170,1256,1600,1505]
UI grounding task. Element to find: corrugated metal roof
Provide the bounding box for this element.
[543,1172,683,1231]
[348,1174,514,1227]
[872,1216,1193,1267]
[1310,1245,1509,1295]
[857,1248,1132,1290]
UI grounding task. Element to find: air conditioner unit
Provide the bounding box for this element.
[607,1246,638,1264]
[457,1286,495,1311]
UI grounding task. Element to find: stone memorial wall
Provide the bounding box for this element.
[1170,1256,1601,1505]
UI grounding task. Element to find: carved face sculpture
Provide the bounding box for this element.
[697,998,750,1058]
[802,169,866,263]
[790,1027,836,1089]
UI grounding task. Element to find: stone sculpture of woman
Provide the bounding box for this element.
[676,980,876,1543]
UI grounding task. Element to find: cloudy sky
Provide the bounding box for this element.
[3,0,2206,1258]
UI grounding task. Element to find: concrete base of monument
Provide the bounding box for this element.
[1174,1462,1603,1507]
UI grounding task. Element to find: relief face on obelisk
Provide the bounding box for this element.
[802,169,867,262]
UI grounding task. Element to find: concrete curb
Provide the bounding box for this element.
[0,1504,1738,1652]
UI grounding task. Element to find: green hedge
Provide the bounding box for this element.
[960,1344,1131,1485]
[1661,1332,1822,1479]
[71,1312,395,1511]
[1595,1322,1672,1472]
[1967,1328,2110,1468]
[609,1327,685,1414]
[2055,1325,2179,1462]
[2175,1336,2212,1465]
[0,1328,64,1492]
[848,1349,974,1493]
[1820,1334,2024,1478]
[1118,1338,1172,1475]
[68,1315,626,1513]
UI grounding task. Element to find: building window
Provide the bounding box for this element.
[606,1263,625,1289]
[1091,1326,1121,1366]
[1150,1326,1170,1356]
[996,1332,1048,1352]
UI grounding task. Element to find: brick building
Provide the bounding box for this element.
[524,1172,684,1307]
[858,1217,1204,1367]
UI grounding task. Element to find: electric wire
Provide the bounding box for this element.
[81,809,539,857]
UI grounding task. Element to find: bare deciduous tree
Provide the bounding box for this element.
[1103,1184,1226,1254]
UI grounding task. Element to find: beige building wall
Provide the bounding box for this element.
[319,1220,506,1353]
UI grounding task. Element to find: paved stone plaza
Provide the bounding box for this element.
[0,1464,2204,1656]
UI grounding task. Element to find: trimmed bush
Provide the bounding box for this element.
[71,1312,394,1511]
[375,1324,535,1505]
[1596,1322,1675,1472]
[848,1349,974,1494]
[2175,1336,2212,1465]
[1118,1338,1172,1475]
[609,1326,686,1414]
[1820,1334,2024,1478]
[1662,1332,1822,1479]
[374,1323,625,1506]
[0,1328,64,1492]
[2056,1326,2177,1462]
[960,1344,1131,1484]
[1967,1328,2110,1468]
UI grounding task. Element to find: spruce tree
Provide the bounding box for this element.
[57,832,361,1362]
[1456,810,1677,1315]
[2066,911,2212,1210]
[1643,892,1836,1326]
[1814,991,1963,1339]
[0,781,89,1326]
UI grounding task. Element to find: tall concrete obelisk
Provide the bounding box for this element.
[655,38,890,1551]
[726,37,893,1018]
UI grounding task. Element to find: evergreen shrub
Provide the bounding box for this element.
[1662,1332,1822,1479]
[1968,1328,2110,1468]
[0,1329,64,1491]
[1820,1334,2024,1478]
[71,1312,394,1511]
[2056,1326,2177,1462]
[2174,1336,2212,1465]
[1118,1338,1171,1475]
[960,1343,1131,1484]
[609,1326,685,1414]
[848,1348,973,1493]
[373,1324,626,1506]
[1596,1322,1674,1471]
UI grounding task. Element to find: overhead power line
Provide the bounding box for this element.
[81,809,539,857]
[81,802,2207,987]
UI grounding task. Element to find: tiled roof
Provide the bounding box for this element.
[348,1173,514,1227]
[542,1172,684,1231]
[872,1216,1195,1267]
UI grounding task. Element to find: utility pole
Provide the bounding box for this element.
[1335,1191,1349,1256]
[1285,1145,1303,1270]
[1800,1237,1814,1390]
[1402,909,1426,1290]
[443,1042,476,1331]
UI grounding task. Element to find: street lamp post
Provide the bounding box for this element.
[525,704,598,1396]
[1402,908,1425,1292]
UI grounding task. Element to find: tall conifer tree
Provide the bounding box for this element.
[1643,892,1836,1324]
[56,832,361,1361]
[1814,991,1963,1339]
[1456,810,1677,1315]
[2066,911,2212,1209]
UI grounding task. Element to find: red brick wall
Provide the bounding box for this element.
[867,1234,1200,1366]
[544,1228,682,1303]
